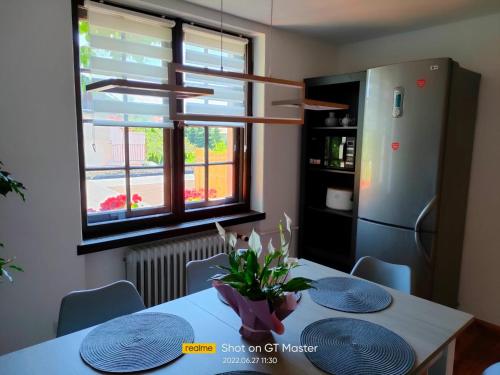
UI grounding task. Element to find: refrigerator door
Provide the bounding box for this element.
[359,58,451,229]
[356,219,434,298]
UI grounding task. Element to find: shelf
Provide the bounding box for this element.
[172,113,303,125]
[307,206,353,218]
[308,167,355,175]
[303,246,352,270]
[86,79,214,99]
[311,126,357,130]
[272,98,349,111]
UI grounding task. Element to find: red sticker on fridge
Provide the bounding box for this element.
[416,79,426,88]
[392,142,400,151]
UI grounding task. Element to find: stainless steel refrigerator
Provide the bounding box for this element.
[356,58,480,307]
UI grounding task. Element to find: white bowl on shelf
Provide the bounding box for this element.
[326,188,353,211]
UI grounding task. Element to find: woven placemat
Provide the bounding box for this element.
[309,277,392,313]
[80,312,194,373]
[301,318,415,375]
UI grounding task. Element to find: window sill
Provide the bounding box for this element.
[77,210,265,255]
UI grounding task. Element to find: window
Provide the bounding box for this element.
[74,1,252,243]
[182,24,249,208]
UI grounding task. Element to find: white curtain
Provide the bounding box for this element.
[182,24,249,127]
[82,1,175,128]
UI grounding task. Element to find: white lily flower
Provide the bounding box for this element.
[248,229,262,257]
[228,233,237,249]
[268,238,275,255]
[284,212,292,234]
[215,222,226,241]
[2,269,13,282]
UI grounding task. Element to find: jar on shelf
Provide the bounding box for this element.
[324,112,338,127]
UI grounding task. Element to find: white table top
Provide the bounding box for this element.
[0,259,473,375]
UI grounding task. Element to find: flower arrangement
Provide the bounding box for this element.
[87,193,143,212]
[212,214,314,339]
[0,161,25,282]
[184,188,217,202]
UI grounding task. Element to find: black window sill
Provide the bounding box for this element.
[77,210,265,255]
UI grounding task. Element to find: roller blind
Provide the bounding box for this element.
[182,24,248,127]
[81,2,175,128]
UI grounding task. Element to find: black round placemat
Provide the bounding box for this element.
[80,312,194,373]
[309,277,392,313]
[301,318,415,375]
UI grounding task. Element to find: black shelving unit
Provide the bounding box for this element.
[298,72,366,272]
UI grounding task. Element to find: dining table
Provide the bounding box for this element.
[0,259,473,375]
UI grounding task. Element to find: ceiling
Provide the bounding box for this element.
[184,0,500,43]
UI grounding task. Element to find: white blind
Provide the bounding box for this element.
[183,24,248,127]
[81,2,175,128]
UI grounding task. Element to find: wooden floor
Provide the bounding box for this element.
[454,319,500,374]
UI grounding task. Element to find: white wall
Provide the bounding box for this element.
[0,0,336,354]
[334,13,500,325]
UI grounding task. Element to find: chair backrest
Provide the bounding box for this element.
[351,256,413,294]
[56,280,145,337]
[186,253,229,295]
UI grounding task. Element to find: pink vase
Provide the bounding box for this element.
[213,281,299,341]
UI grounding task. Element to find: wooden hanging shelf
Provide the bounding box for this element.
[171,63,304,88]
[172,113,303,125]
[168,63,305,125]
[86,79,214,99]
[272,98,349,111]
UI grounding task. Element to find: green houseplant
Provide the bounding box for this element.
[212,214,314,340]
[0,161,25,282]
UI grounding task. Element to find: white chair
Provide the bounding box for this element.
[56,280,145,337]
[186,253,229,295]
[351,256,412,294]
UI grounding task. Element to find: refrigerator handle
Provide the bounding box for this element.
[414,196,437,264]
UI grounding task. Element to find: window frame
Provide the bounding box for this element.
[72,0,253,243]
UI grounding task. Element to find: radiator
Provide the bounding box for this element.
[125,232,228,307]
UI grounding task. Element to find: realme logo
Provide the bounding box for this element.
[182,343,217,354]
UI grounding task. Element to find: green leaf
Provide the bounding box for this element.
[282,277,314,292]
[228,251,239,273]
[246,249,258,276]
[9,265,23,272]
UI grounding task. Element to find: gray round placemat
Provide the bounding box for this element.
[80,312,194,373]
[309,277,392,313]
[301,318,415,375]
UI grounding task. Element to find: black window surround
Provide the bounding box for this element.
[71,0,263,254]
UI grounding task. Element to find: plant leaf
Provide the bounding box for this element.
[9,265,23,272]
[282,277,314,292]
